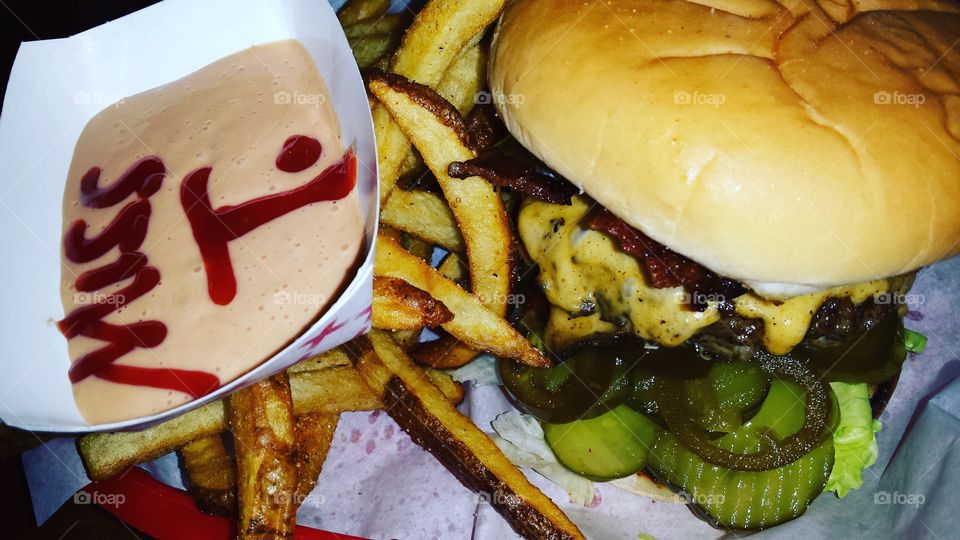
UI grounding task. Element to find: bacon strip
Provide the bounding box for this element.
[448,151,578,205]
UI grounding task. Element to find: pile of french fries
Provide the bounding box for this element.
[77,1,586,538]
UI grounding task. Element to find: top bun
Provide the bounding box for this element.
[490,0,960,295]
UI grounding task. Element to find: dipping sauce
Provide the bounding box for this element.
[58,40,363,423]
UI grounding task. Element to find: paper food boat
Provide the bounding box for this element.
[0,0,378,432]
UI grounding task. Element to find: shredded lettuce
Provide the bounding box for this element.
[445,354,499,387]
[825,381,881,498]
[490,411,595,505]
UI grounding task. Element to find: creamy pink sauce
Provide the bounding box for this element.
[58,40,363,424]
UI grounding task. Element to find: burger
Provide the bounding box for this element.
[449,0,960,530]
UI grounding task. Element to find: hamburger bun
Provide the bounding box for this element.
[489,0,960,296]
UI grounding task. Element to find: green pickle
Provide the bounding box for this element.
[544,404,660,481]
[649,380,836,530]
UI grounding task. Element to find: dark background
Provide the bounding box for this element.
[1,4,160,538]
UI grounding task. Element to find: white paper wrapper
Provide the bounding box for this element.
[0,0,378,432]
[15,1,960,539]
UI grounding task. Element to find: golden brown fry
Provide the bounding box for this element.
[375,0,508,202]
[290,366,381,416]
[287,347,352,374]
[354,332,584,540]
[337,0,390,26]
[374,276,454,331]
[228,374,298,540]
[436,44,487,116]
[392,329,424,349]
[370,73,514,317]
[293,413,340,509]
[79,401,225,481]
[376,232,549,367]
[437,251,468,288]
[400,233,434,261]
[423,367,466,406]
[180,434,236,517]
[381,188,464,252]
[410,335,479,369]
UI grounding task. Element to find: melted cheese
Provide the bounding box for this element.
[518,196,891,354]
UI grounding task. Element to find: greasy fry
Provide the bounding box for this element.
[290,366,381,416]
[375,0,508,202]
[337,0,390,26]
[381,188,464,252]
[287,347,352,374]
[293,413,340,509]
[370,72,514,317]
[437,251,468,288]
[180,434,236,517]
[436,44,487,116]
[79,401,225,481]
[410,335,479,369]
[228,374,298,540]
[354,332,584,540]
[424,367,466,406]
[373,276,454,330]
[375,233,548,367]
[392,329,424,349]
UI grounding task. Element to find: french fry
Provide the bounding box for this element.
[437,251,468,288]
[180,434,236,517]
[290,366,381,416]
[354,332,585,540]
[293,413,340,509]
[424,367,466,406]
[79,401,225,481]
[381,188,464,252]
[370,72,514,318]
[410,335,479,369]
[392,329,423,349]
[373,276,454,331]
[228,374,298,540]
[436,44,487,116]
[376,232,549,367]
[287,347,352,374]
[337,0,390,26]
[374,0,508,202]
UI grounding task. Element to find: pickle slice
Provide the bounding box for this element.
[648,381,835,530]
[544,404,660,481]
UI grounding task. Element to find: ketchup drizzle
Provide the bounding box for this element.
[181,140,356,305]
[276,135,323,173]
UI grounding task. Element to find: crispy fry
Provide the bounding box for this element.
[410,335,479,369]
[180,434,236,517]
[79,401,225,481]
[376,232,548,367]
[374,276,454,330]
[354,332,584,540]
[337,0,390,26]
[381,188,464,252]
[287,347,352,374]
[436,44,487,116]
[392,329,424,349]
[290,366,381,416]
[424,367,466,406]
[437,251,468,288]
[375,0,508,202]
[370,72,514,317]
[228,374,298,540]
[293,413,340,509]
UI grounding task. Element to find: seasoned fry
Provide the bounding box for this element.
[437,251,468,288]
[436,44,487,116]
[180,434,236,517]
[290,366,381,416]
[381,188,464,252]
[228,374,298,540]
[373,276,454,330]
[287,347,352,374]
[337,0,390,26]
[370,72,514,317]
[354,332,584,540]
[79,401,225,481]
[375,0,508,202]
[293,413,340,509]
[392,329,424,349]
[376,232,549,367]
[424,367,466,406]
[411,335,479,369]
